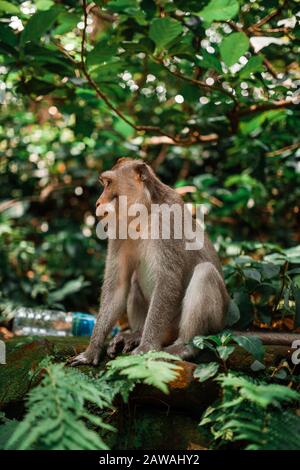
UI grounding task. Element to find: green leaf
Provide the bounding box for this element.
[239,55,264,79]
[242,268,261,283]
[17,77,56,96]
[250,360,266,372]
[114,117,135,138]
[193,336,216,351]
[287,268,300,276]
[6,364,113,450]
[194,362,219,382]
[232,335,265,362]
[274,368,288,380]
[220,32,249,67]
[36,0,55,10]
[198,0,239,24]
[0,24,18,47]
[216,345,235,360]
[0,419,20,449]
[261,262,280,280]
[220,331,234,345]
[107,351,182,394]
[87,40,118,66]
[225,299,240,326]
[53,12,79,35]
[219,373,300,408]
[149,17,183,50]
[0,1,19,14]
[48,277,89,303]
[196,49,223,74]
[107,0,140,15]
[21,5,62,45]
[168,32,194,58]
[240,110,285,135]
[284,246,300,264]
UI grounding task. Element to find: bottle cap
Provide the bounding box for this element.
[72,312,96,336]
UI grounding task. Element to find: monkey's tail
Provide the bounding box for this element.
[231,330,300,346]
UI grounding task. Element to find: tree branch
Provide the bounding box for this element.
[52,1,296,147]
[79,0,218,146]
[157,60,238,104]
[238,99,297,117]
[266,142,300,157]
[247,0,288,32]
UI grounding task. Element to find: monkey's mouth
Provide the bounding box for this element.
[97,210,109,221]
[95,205,109,218]
[96,199,117,219]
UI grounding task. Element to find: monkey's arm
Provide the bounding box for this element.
[70,257,132,366]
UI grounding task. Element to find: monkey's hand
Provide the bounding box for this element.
[107,330,141,358]
[131,342,161,355]
[68,345,101,367]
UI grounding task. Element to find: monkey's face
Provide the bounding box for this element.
[96,160,150,219]
[96,172,116,207]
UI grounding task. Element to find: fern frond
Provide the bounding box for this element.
[6,352,183,450]
[218,373,300,408]
[224,408,300,450]
[106,351,182,394]
[6,364,114,450]
[200,372,300,450]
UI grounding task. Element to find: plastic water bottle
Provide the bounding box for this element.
[12,308,96,337]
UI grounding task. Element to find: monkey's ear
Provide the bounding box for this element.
[116,157,129,165]
[133,161,149,182]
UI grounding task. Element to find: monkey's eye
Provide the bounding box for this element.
[99,176,112,188]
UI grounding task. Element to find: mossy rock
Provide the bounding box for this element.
[0,336,295,450]
[0,336,293,415]
[0,336,91,410]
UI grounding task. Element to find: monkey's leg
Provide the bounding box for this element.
[107,272,148,358]
[164,262,229,360]
[127,271,148,332]
[131,270,183,355]
[69,260,132,366]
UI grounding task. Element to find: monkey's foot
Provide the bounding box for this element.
[68,347,101,367]
[131,342,161,355]
[163,342,197,361]
[107,330,141,358]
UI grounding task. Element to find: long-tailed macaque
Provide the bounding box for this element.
[70,158,299,367]
[70,157,229,366]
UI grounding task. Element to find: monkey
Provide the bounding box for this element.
[70,157,229,366]
[69,158,300,366]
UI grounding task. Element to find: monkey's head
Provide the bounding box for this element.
[96,158,155,217]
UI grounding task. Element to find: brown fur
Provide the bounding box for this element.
[69,158,300,366]
[70,158,230,366]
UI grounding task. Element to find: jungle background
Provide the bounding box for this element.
[0,0,300,452]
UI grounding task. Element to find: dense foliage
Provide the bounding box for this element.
[3,351,181,450]
[0,0,300,451]
[1,337,300,450]
[0,0,300,329]
[201,372,300,450]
